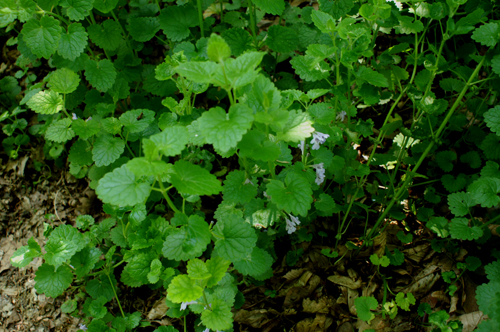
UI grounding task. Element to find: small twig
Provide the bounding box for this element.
[54,190,61,221]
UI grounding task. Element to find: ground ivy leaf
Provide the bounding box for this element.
[205,256,231,288]
[223,170,257,204]
[267,171,313,217]
[471,22,500,47]
[96,164,152,206]
[450,218,483,240]
[58,23,88,61]
[201,298,233,331]
[92,135,125,167]
[485,261,500,282]
[127,17,160,42]
[492,55,500,76]
[167,275,203,303]
[237,130,282,162]
[252,0,284,15]
[233,247,273,277]
[149,125,189,157]
[319,0,355,20]
[276,110,314,143]
[266,25,298,53]
[436,150,457,172]
[84,58,117,92]
[72,118,101,140]
[92,0,119,13]
[441,173,467,193]
[68,139,93,166]
[314,193,340,216]
[26,90,63,114]
[162,214,211,261]
[35,263,73,298]
[147,259,163,284]
[187,258,211,280]
[484,106,500,135]
[10,237,42,268]
[213,214,258,262]
[221,28,252,56]
[311,10,336,33]
[126,158,173,178]
[44,224,86,269]
[175,61,219,84]
[49,68,80,94]
[207,33,231,63]
[395,292,415,311]
[170,160,222,196]
[159,5,198,42]
[70,247,102,278]
[87,20,123,51]
[354,296,378,322]
[480,134,500,160]
[119,109,155,133]
[468,177,500,208]
[123,253,155,286]
[46,118,75,142]
[290,55,330,82]
[355,67,389,87]
[60,0,93,21]
[22,16,62,59]
[308,102,335,125]
[198,105,253,153]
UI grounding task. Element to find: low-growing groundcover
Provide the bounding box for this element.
[2,0,500,331]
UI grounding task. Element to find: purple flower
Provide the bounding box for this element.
[311,163,326,185]
[285,214,300,234]
[310,132,329,150]
[336,110,347,122]
[72,113,78,120]
[180,300,197,310]
[298,140,306,155]
[78,324,87,331]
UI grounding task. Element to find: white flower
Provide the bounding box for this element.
[311,163,326,185]
[72,113,78,120]
[180,300,197,310]
[336,110,347,122]
[285,214,301,234]
[386,0,403,10]
[244,178,254,186]
[298,140,306,155]
[85,117,92,122]
[78,324,88,331]
[263,191,269,199]
[310,132,329,150]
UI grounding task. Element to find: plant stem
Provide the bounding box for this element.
[247,0,258,48]
[158,181,180,213]
[196,0,205,38]
[107,273,125,318]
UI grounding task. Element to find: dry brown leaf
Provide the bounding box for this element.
[234,309,271,328]
[302,297,334,314]
[147,298,168,320]
[403,243,431,263]
[327,275,362,289]
[457,311,487,332]
[283,269,305,281]
[398,273,440,295]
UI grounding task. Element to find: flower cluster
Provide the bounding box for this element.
[311,163,326,185]
[180,300,198,310]
[285,214,301,234]
[310,132,329,150]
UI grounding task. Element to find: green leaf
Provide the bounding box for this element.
[266,25,298,53]
[149,126,189,157]
[276,110,315,143]
[92,0,119,13]
[167,275,203,303]
[58,23,88,61]
[60,0,93,21]
[308,102,335,125]
[175,61,219,83]
[484,106,500,135]
[86,274,116,301]
[355,67,389,87]
[162,214,211,261]
[485,260,500,282]
[119,109,155,133]
[170,160,222,196]
[87,20,123,51]
[187,258,211,280]
[72,118,101,140]
[311,10,336,33]
[91,134,126,167]
[319,0,355,20]
[68,140,93,166]
[233,247,273,277]
[222,52,266,89]
[84,59,117,92]
[201,298,233,331]
[49,68,80,94]
[370,254,390,267]
[314,193,340,216]
[290,55,331,82]
[159,5,198,42]
[395,16,424,34]
[35,263,73,298]
[70,247,101,278]
[427,217,450,238]
[22,16,62,59]
[127,158,173,178]
[147,259,163,284]
[395,292,415,311]
[448,190,474,217]
[223,170,257,204]
[435,151,457,172]
[450,218,483,240]
[266,171,313,217]
[472,23,500,47]
[127,17,161,42]
[468,177,500,208]
[492,55,500,76]
[441,173,467,193]
[213,214,258,262]
[480,134,500,160]
[439,78,465,93]
[89,296,108,319]
[221,28,252,56]
[237,130,281,162]
[44,224,86,269]
[386,248,405,266]
[207,33,231,62]
[198,105,253,153]
[252,0,285,15]
[61,299,77,313]
[96,164,152,206]
[46,118,76,142]
[354,296,378,322]
[396,231,413,244]
[26,90,63,114]
[122,252,156,286]
[205,256,231,288]
[10,237,42,268]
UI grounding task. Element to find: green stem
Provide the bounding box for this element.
[158,181,180,213]
[109,10,135,55]
[107,273,125,318]
[196,0,205,38]
[247,0,258,48]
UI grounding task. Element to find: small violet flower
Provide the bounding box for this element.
[386,0,403,10]
[311,163,326,185]
[336,110,347,122]
[180,300,197,311]
[298,140,306,155]
[78,324,88,331]
[285,214,301,234]
[244,178,254,186]
[85,116,92,122]
[310,132,329,150]
[72,113,78,120]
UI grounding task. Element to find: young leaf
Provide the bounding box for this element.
[233,247,273,277]
[58,23,88,61]
[201,298,233,331]
[471,23,500,47]
[448,192,475,217]
[159,5,198,42]
[147,259,163,284]
[205,256,231,288]
[396,231,413,244]
[149,126,189,157]
[170,160,222,196]
[223,170,257,204]
[70,247,101,278]
[10,237,42,268]
[207,33,231,63]
[310,10,336,33]
[35,263,73,298]
[119,109,155,133]
[266,172,313,217]
[60,0,93,21]
[237,130,281,162]
[354,296,378,323]
[355,67,389,87]
[167,275,203,303]
[22,16,62,59]
[213,214,258,262]
[92,135,125,167]
[72,119,101,140]
[26,90,63,114]
[276,110,315,143]
[395,292,415,311]
[44,224,86,269]
[84,59,117,93]
[187,259,211,280]
[49,68,80,94]
[175,61,219,83]
[162,215,211,261]
[96,164,152,206]
[266,25,298,54]
[87,20,123,51]
[370,254,390,267]
[45,118,76,142]
[290,55,331,82]
[449,218,483,240]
